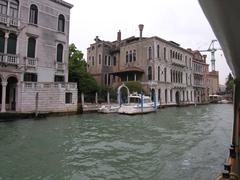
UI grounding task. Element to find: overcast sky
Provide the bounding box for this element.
[66,0,231,85]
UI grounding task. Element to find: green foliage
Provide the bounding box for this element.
[98,86,117,103]
[225,73,234,94]
[125,81,143,93]
[68,43,99,98]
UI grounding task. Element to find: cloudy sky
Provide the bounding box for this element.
[66,0,231,85]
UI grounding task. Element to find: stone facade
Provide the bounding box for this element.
[207,70,219,95]
[191,50,209,103]
[87,25,195,106]
[0,0,77,113]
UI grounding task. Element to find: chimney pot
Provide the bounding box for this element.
[138,24,144,39]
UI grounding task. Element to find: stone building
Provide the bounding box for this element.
[191,50,209,103]
[0,0,77,113]
[207,70,219,95]
[87,25,195,106]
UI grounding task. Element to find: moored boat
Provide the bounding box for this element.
[118,93,156,115]
[98,105,120,114]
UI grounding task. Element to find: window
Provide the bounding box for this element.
[133,50,136,61]
[170,89,173,102]
[54,75,64,82]
[104,74,107,85]
[164,67,167,82]
[113,56,117,66]
[27,37,36,58]
[24,73,37,82]
[10,0,18,19]
[158,89,161,102]
[164,47,166,60]
[165,89,168,103]
[157,45,160,58]
[65,92,72,104]
[126,51,128,63]
[57,44,63,62]
[0,0,7,15]
[170,50,172,58]
[158,66,161,81]
[148,47,152,59]
[92,56,94,66]
[148,66,152,80]
[58,14,65,32]
[99,54,101,64]
[129,50,132,62]
[0,31,4,53]
[170,69,172,82]
[29,4,38,24]
[108,56,111,66]
[7,33,17,54]
[105,56,107,66]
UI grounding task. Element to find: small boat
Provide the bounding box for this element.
[218,99,232,104]
[118,93,156,115]
[98,105,120,113]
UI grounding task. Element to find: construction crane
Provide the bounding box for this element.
[199,40,222,71]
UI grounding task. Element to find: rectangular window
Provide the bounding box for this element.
[0,1,7,15]
[99,54,101,64]
[113,56,117,66]
[54,75,64,82]
[105,56,107,66]
[65,92,72,104]
[164,47,166,60]
[24,73,38,82]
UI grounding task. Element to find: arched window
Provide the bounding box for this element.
[164,67,167,82]
[0,31,4,53]
[58,14,65,32]
[126,51,128,63]
[129,50,132,62]
[27,37,36,58]
[133,50,136,61]
[148,47,152,59]
[158,66,161,81]
[29,4,38,24]
[99,54,101,64]
[157,44,160,58]
[158,89,161,102]
[0,0,7,15]
[148,66,152,80]
[92,56,94,66]
[170,69,172,82]
[57,44,63,62]
[7,33,17,54]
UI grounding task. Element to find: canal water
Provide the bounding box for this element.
[0,104,233,180]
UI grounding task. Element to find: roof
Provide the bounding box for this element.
[49,0,73,9]
[110,67,144,75]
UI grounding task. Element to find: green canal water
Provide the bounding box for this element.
[0,104,233,180]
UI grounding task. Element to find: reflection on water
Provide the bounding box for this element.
[0,104,233,180]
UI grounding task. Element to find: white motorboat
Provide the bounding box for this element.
[118,93,156,115]
[98,104,120,113]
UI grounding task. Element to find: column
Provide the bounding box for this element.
[95,92,98,104]
[1,82,7,112]
[4,33,9,63]
[134,74,137,81]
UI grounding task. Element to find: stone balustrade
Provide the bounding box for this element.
[0,14,19,27]
[25,57,38,67]
[22,82,77,90]
[0,53,19,65]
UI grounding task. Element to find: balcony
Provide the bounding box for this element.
[0,14,19,27]
[171,58,186,67]
[173,83,187,89]
[55,62,65,71]
[25,57,37,68]
[0,53,19,65]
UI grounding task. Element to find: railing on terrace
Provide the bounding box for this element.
[0,53,19,65]
[22,82,77,90]
[56,62,65,71]
[25,57,37,67]
[0,13,19,27]
[171,58,186,67]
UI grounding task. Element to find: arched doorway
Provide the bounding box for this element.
[6,76,18,111]
[151,88,155,102]
[117,83,130,105]
[175,91,180,105]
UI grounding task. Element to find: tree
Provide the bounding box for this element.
[125,81,144,93]
[68,44,99,101]
[225,73,234,94]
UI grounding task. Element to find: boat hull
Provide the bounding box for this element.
[118,105,155,115]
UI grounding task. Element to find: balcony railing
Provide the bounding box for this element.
[25,57,37,68]
[56,62,65,71]
[0,53,19,65]
[171,58,186,67]
[0,13,19,27]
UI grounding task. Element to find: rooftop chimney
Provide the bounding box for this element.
[138,24,144,39]
[117,30,121,42]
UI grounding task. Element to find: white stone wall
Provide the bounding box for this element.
[19,82,77,113]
